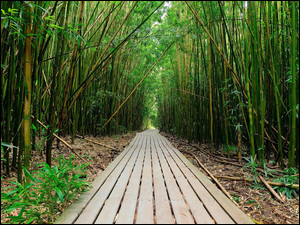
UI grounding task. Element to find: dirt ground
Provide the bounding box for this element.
[1,130,299,224]
[160,132,299,224]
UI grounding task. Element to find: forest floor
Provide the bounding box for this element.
[160,132,299,224]
[1,130,299,224]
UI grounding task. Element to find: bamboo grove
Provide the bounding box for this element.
[1,1,167,181]
[1,1,299,183]
[156,1,299,169]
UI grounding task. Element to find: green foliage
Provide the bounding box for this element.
[222,145,237,154]
[272,168,299,199]
[250,182,265,190]
[1,145,6,164]
[1,155,92,224]
[243,156,276,183]
[1,143,19,165]
[1,178,41,224]
[1,142,19,149]
[232,194,240,203]
[31,125,48,155]
[242,156,260,183]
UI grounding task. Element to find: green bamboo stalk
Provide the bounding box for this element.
[288,1,296,168]
[266,1,284,169]
[185,1,246,99]
[220,15,229,154]
[46,1,67,167]
[59,1,85,129]
[207,8,214,154]
[244,14,255,159]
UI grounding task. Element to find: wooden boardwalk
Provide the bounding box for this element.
[55,129,253,224]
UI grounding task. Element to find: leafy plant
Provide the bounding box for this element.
[32,125,59,155]
[32,124,48,155]
[1,142,19,166]
[259,160,276,179]
[1,178,42,224]
[36,154,91,210]
[272,168,299,199]
[250,182,265,190]
[232,194,240,203]
[223,145,237,154]
[242,155,260,183]
[247,200,256,204]
[243,155,276,184]
[1,154,92,224]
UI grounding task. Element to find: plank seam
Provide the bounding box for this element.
[74,134,141,224]
[153,135,176,223]
[55,134,140,224]
[159,136,222,223]
[156,135,197,224]
[112,137,144,223]
[160,135,253,224]
[133,133,146,224]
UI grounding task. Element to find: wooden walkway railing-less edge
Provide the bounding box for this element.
[55,129,254,224]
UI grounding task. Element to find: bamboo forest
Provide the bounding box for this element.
[1,1,299,224]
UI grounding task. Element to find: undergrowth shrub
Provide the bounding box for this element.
[273,167,299,199]
[1,154,92,224]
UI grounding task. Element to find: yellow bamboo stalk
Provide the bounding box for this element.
[23,1,33,183]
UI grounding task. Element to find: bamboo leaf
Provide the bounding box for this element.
[54,187,64,202]
[1,142,19,149]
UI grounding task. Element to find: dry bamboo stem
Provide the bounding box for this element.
[215,175,299,188]
[258,175,285,203]
[213,158,283,176]
[75,135,120,152]
[42,70,51,95]
[189,152,239,206]
[176,89,217,102]
[31,116,94,169]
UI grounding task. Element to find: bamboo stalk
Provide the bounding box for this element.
[258,175,285,203]
[60,1,85,125]
[207,9,214,154]
[75,135,119,152]
[288,1,296,168]
[190,152,239,206]
[32,116,94,169]
[185,1,246,98]
[215,175,299,188]
[23,1,33,183]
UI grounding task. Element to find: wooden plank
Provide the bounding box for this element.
[136,134,154,224]
[55,134,140,224]
[153,135,195,224]
[151,135,174,224]
[155,134,214,224]
[158,135,235,224]
[94,134,144,224]
[160,135,254,224]
[74,134,142,224]
[115,133,146,224]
